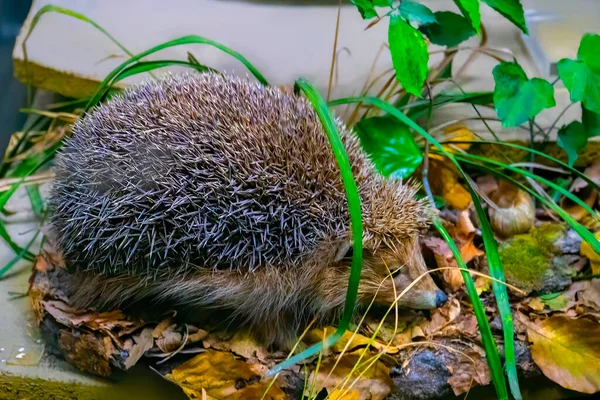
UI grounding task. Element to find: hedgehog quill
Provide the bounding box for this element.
[49,73,447,347]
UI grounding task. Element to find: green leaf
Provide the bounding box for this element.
[481,0,527,34]
[373,0,392,6]
[492,61,555,127]
[351,0,378,19]
[453,0,480,33]
[389,15,429,98]
[354,116,423,178]
[399,0,437,25]
[582,105,600,137]
[558,121,589,167]
[419,11,477,48]
[578,33,600,73]
[558,34,600,114]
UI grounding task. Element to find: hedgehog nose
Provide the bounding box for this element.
[435,290,448,308]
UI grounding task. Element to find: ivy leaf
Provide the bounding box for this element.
[481,0,527,34]
[373,0,392,6]
[492,61,556,127]
[453,0,480,33]
[399,0,437,25]
[557,33,600,114]
[582,105,600,137]
[419,11,477,48]
[389,14,429,98]
[351,0,378,19]
[354,116,423,179]
[558,121,589,167]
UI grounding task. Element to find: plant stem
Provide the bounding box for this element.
[422,142,435,208]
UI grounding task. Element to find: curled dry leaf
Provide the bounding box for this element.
[306,350,393,400]
[488,180,535,238]
[165,349,285,399]
[580,231,600,274]
[423,213,483,292]
[561,159,600,221]
[427,159,472,210]
[123,327,155,369]
[525,315,600,394]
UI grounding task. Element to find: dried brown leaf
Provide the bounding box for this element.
[447,345,490,395]
[165,350,285,399]
[123,327,154,369]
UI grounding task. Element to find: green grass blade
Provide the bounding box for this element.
[433,219,507,399]
[86,35,268,110]
[0,148,60,212]
[269,78,363,376]
[0,216,45,278]
[26,184,44,216]
[453,154,600,255]
[115,60,219,82]
[443,139,600,192]
[22,4,137,104]
[0,221,35,262]
[25,5,134,57]
[329,95,515,400]
[459,152,599,221]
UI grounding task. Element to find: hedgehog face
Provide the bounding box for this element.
[355,238,447,310]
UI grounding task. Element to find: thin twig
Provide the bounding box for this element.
[327,0,343,101]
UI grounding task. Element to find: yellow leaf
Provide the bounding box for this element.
[428,159,472,210]
[166,350,285,399]
[527,316,600,394]
[580,231,600,274]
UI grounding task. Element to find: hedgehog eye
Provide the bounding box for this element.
[391,267,404,277]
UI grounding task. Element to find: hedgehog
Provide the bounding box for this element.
[48,72,447,347]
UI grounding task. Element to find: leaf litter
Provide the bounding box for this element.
[28,161,600,398]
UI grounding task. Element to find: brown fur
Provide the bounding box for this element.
[49,73,445,347]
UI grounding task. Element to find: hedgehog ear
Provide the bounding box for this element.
[334,239,354,262]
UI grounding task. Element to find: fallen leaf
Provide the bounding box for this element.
[447,345,490,395]
[526,297,546,312]
[561,159,600,221]
[166,350,285,399]
[153,317,175,338]
[156,324,183,353]
[41,300,138,333]
[580,231,600,274]
[306,351,393,400]
[423,236,482,292]
[580,279,600,310]
[428,159,472,210]
[526,316,600,394]
[228,331,270,362]
[123,327,154,369]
